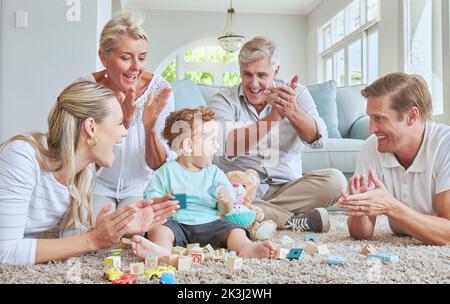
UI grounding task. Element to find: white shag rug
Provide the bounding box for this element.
[1,213,449,284]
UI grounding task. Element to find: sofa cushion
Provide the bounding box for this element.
[307,80,341,138]
[170,79,207,110]
[336,85,367,138]
[301,138,365,174]
[197,84,227,105]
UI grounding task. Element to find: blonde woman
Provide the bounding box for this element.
[0,81,179,265]
[80,11,176,217]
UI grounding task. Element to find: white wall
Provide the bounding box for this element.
[139,9,309,83]
[0,0,111,142]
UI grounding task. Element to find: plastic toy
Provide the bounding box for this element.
[368,252,399,263]
[287,248,304,260]
[160,272,177,284]
[104,268,124,281]
[304,233,317,242]
[112,274,136,284]
[144,265,176,279]
[327,257,345,265]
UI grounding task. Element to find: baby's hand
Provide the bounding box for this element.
[217,187,234,214]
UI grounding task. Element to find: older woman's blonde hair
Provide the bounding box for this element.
[0,81,117,232]
[99,10,149,55]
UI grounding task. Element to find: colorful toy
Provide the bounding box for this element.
[191,252,205,264]
[120,237,131,249]
[160,272,177,284]
[226,170,277,241]
[110,249,123,259]
[104,256,121,269]
[368,252,399,263]
[304,241,318,256]
[304,233,317,242]
[287,248,304,260]
[203,244,215,255]
[327,257,345,265]
[112,274,136,285]
[360,245,377,256]
[104,268,124,281]
[161,255,179,268]
[172,188,187,209]
[145,253,159,268]
[275,247,290,259]
[172,246,187,255]
[280,235,295,246]
[129,262,145,275]
[226,256,243,271]
[177,256,193,272]
[144,265,176,279]
[187,243,200,253]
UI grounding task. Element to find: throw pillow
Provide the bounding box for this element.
[170,78,207,110]
[307,80,341,138]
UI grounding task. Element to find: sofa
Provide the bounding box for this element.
[170,79,371,178]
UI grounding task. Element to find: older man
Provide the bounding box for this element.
[339,73,450,245]
[209,37,346,232]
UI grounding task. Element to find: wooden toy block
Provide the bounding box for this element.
[110,249,123,259]
[204,252,213,261]
[317,244,330,255]
[145,253,158,268]
[104,256,121,269]
[120,237,131,249]
[129,262,145,275]
[187,243,200,252]
[304,233,317,242]
[191,246,204,254]
[177,256,193,271]
[280,236,294,246]
[161,255,179,268]
[275,248,290,259]
[304,241,318,256]
[204,244,215,255]
[191,252,205,264]
[172,246,187,255]
[173,188,187,209]
[327,256,345,265]
[226,256,243,271]
[287,248,304,260]
[360,245,377,256]
[214,249,226,258]
[229,251,237,257]
[368,252,399,263]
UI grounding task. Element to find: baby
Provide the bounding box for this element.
[131,107,275,259]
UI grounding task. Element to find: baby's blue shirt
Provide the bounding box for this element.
[144,160,235,225]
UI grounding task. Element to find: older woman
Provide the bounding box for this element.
[80,11,176,217]
[0,81,178,265]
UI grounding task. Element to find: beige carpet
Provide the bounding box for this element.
[1,213,449,284]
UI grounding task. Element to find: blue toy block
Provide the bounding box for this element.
[368,252,399,263]
[173,191,187,209]
[327,256,345,265]
[287,248,304,260]
[304,233,317,242]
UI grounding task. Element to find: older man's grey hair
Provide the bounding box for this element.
[238,36,280,71]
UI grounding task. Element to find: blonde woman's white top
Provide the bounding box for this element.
[80,74,176,200]
[0,140,71,265]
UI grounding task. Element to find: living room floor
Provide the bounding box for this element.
[1,212,449,284]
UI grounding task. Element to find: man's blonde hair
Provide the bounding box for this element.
[239,36,280,71]
[362,72,433,121]
[99,10,149,55]
[0,81,117,232]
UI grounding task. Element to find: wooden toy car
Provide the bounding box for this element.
[112,274,137,284]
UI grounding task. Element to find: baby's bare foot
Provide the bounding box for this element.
[238,241,275,259]
[131,235,171,259]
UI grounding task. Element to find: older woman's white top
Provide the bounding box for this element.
[0,140,72,265]
[81,74,176,200]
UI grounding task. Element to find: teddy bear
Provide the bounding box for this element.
[225,169,277,241]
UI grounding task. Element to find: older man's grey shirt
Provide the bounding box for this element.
[209,82,328,198]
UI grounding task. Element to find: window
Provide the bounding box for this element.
[161,45,240,87]
[319,0,380,87]
[404,0,449,116]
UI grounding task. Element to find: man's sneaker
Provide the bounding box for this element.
[284,208,330,233]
